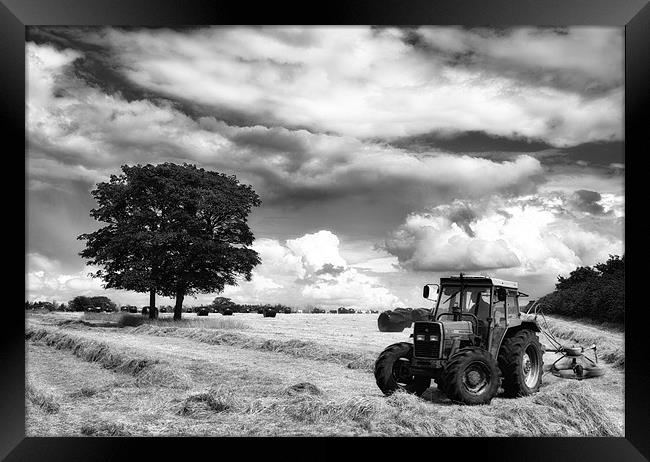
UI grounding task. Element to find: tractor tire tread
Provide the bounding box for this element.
[441,346,500,405]
[374,342,430,396]
[498,329,544,397]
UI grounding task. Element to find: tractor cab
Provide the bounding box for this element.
[424,275,526,355]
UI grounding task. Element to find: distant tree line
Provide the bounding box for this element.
[25,294,381,315]
[537,254,624,324]
[25,296,117,312]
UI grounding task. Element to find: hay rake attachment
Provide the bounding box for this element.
[525,301,606,381]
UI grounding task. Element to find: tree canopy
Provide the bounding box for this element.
[538,254,624,324]
[78,163,262,320]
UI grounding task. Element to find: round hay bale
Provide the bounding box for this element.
[412,308,432,322]
[377,310,411,332]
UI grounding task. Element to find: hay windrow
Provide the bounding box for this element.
[26,327,189,389]
[531,382,619,436]
[80,420,131,436]
[226,385,618,436]
[129,324,375,370]
[26,383,60,414]
[175,385,237,418]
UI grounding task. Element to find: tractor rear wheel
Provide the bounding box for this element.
[375,342,431,396]
[441,347,500,405]
[498,329,544,397]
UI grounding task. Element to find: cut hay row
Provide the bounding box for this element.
[130,324,376,371]
[80,420,131,437]
[25,327,190,388]
[143,316,250,330]
[26,382,60,414]
[170,380,619,436]
[74,312,251,330]
[540,316,624,369]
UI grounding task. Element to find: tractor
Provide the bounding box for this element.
[374,274,544,405]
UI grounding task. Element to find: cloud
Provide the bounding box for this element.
[569,189,608,215]
[384,193,623,278]
[220,230,405,309]
[26,41,546,212]
[24,29,625,307]
[412,27,623,94]
[51,26,623,147]
[26,232,405,309]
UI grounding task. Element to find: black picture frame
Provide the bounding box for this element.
[4,0,648,460]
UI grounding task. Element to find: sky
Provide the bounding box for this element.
[25,26,625,309]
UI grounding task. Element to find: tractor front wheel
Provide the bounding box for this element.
[375,342,431,396]
[498,329,544,397]
[441,347,500,405]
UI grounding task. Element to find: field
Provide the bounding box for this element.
[25,310,624,437]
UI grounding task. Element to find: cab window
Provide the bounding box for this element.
[492,288,506,326]
[506,290,519,319]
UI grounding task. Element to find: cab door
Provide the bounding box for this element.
[489,287,508,358]
[506,289,522,328]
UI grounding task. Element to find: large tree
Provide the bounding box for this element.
[79,163,262,320]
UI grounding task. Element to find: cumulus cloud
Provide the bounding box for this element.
[25,28,625,307]
[247,231,404,308]
[384,193,624,278]
[26,41,546,210]
[27,232,405,310]
[49,26,624,147]
[27,253,110,302]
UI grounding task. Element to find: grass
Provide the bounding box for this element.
[130,324,375,370]
[69,385,103,398]
[175,385,237,418]
[26,326,190,388]
[159,381,619,436]
[26,311,623,437]
[142,316,249,330]
[80,420,131,436]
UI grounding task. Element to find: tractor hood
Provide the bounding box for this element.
[440,321,474,338]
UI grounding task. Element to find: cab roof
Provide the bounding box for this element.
[440,274,518,289]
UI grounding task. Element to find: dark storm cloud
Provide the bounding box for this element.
[27,27,150,103]
[447,205,478,237]
[570,190,608,215]
[389,133,623,170]
[388,130,552,154]
[27,27,281,131]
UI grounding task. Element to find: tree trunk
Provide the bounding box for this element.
[148,288,158,319]
[173,288,185,321]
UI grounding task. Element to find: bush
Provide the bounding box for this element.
[538,255,624,324]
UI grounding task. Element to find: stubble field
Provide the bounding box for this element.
[25,310,624,437]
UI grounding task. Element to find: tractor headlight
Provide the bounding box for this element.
[415,334,425,341]
[429,335,439,341]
